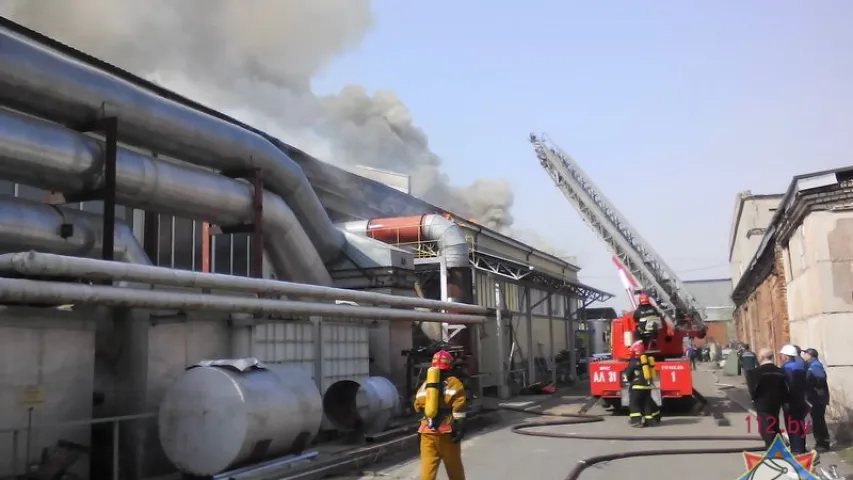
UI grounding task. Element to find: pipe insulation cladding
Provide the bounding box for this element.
[0,252,490,314]
[0,106,329,285]
[157,359,323,476]
[0,196,150,264]
[0,277,489,324]
[321,376,401,435]
[0,20,346,264]
[341,215,469,269]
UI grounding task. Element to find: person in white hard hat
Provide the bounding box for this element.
[780,344,808,454]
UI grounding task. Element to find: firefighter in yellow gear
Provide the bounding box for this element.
[622,341,661,427]
[413,350,467,480]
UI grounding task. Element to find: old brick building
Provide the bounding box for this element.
[731,167,853,419]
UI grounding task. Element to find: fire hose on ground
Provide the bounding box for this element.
[500,404,767,480]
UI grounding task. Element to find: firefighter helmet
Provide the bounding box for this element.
[630,341,645,356]
[431,350,454,370]
[638,293,650,305]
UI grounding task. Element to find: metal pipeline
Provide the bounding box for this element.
[499,404,766,480]
[0,252,489,314]
[341,214,468,269]
[0,196,150,264]
[341,215,477,363]
[0,277,489,324]
[211,451,320,480]
[321,376,401,434]
[0,106,328,284]
[0,19,346,264]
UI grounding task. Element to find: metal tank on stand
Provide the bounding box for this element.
[157,358,323,477]
[586,318,612,356]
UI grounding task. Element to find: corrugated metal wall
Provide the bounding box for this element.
[320,321,371,391]
[474,270,575,388]
[253,321,315,377]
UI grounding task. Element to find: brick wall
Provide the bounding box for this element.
[733,246,790,352]
[692,321,730,347]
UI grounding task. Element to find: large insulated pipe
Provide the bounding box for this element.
[342,215,477,368]
[0,107,329,285]
[343,215,469,270]
[0,252,490,314]
[0,277,489,324]
[0,196,149,264]
[321,376,400,434]
[0,20,346,263]
[157,359,323,476]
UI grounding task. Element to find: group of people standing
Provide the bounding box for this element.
[746,344,832,453]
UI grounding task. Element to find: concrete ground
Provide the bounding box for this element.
[331,369,768,480]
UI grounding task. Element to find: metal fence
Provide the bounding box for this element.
[0,412,156,480]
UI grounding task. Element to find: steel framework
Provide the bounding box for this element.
[529,133,705,329]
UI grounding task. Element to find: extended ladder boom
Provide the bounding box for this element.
[529,133,706,331]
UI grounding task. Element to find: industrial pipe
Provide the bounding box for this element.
[0,106,329,285]
[0,251,490,314]
[341,214,468,269]
[321,376,401,434]
[0,20,346,264]
[0,277,489,324]
[342,214,477,368]
[0,196,149,265]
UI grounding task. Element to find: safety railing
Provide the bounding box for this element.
[0,412,156,480]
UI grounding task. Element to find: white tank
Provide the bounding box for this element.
[157,358,323,476]
[587,319,611,355]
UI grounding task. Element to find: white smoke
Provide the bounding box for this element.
[0,0,515,230]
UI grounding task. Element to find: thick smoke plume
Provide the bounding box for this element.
[0,0,515,230]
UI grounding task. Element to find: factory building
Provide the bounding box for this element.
[683,278,734,345]
[0,20,610,480]
[729,191,785,288]
[731,167,853,421]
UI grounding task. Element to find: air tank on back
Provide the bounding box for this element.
[157,358,323,476]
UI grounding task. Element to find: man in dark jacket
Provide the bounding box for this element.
[747,348,789,449]
[802,348,831,452]
[780,344,808,454]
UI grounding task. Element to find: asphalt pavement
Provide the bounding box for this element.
[714,362,853,477]
[332,368,769,480]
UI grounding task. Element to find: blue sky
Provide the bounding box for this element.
[312,1,853,308]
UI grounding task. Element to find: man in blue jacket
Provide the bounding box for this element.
[780,344,808,454]
[802,348,831,452]
[792,345,807,368]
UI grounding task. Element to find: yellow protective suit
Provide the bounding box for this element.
[413,374,466,480]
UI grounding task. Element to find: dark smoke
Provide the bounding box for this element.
[0,0,515,230]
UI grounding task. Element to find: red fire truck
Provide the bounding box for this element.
[588,310,704,411]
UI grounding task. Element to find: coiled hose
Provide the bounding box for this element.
[500,404,766,480]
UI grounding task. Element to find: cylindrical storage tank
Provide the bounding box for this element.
[157,359,322,476]
[588,319,611,355]
[322,376,400,434]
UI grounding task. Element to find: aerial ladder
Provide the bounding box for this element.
[529,133,706,336]
[529,133,708,411]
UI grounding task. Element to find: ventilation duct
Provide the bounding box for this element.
[0,106,329,284]
[0,20,346,268]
